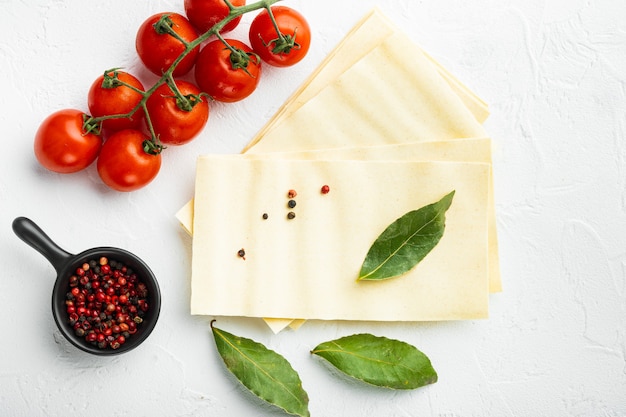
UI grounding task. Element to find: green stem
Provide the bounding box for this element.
[264,4,287,44]
[215,31,239,55]
[260,4,301,55]
[164,74,195,112]
[153,14,190,47]
[222,0,236,11]
[140,102,164,154]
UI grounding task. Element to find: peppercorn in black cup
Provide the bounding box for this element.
[12,217,161,356]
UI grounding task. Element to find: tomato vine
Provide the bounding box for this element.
[85,0,284,154]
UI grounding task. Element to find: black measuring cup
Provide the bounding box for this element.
[12,216,161,355]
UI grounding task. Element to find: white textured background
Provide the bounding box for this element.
[1,0,625,415]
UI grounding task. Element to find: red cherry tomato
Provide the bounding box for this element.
[184,0,245,34]
[97,129,161,192]
[146,80,209,145]
[136,13,200,76]
[34,109,102,173]
[194,39,262,103]
[249,6,311,67]
[87,70,145,132]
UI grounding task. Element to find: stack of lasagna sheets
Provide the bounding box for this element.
[176,9,501,333]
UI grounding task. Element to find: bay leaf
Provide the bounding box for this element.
[211,323,310,417]
[311,333,437,390]
[358,190,455,281]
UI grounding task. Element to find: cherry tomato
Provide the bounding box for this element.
[249,6,311,67]
[146,80,209,145]
[194,39,262,103]
[97,129,161,192]
[136,13,200,76]
[34,109,102,173]
[184,0,245,34]
[87,70,145,132]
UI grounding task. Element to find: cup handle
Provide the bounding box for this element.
[12,217,73,274]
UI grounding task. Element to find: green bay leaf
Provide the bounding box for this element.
[358,190,455,281]
[211,323,310,417]
[311,333,437,390]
